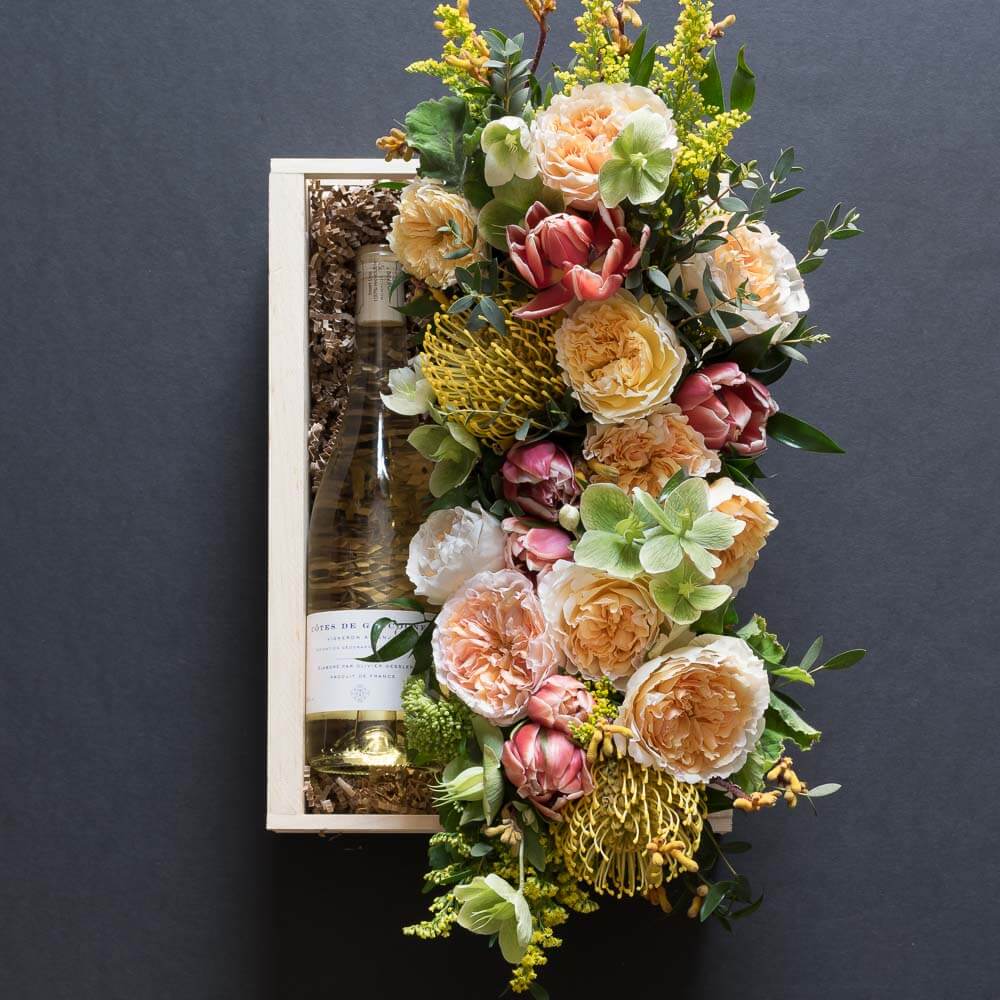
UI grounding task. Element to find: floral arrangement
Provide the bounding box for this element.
[369,1,866,993]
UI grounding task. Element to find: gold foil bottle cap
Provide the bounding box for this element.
[355,243,405,327]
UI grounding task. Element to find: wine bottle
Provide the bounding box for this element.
[305,244,428,783]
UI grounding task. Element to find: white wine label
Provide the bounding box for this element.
[306,609,424,715]
[356,253,404,326]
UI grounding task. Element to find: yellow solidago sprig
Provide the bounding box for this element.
[569,678,632,768]
[407,1,491,106]
[555,0,633,90]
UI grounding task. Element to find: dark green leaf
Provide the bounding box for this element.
[767,412,845,454]
[394,296,441,318]
[701,882,731,921]
[403,97,472,184]
[816,648,867,671]
[808,220,828,252]
[771,147,795,183]
[729,45,756,113]
[770,186,805,203]
[766,695,821,750]
[700,45,725,111]
[358,624,422,662]
[522,825,547,873]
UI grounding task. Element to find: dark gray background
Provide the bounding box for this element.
[1,1,996,997]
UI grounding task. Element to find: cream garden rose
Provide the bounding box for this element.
[531,83,677,209]
[674,221,809,342]
[617,635,769,783]
[406,502,506,605]
[387,178,484,288]
[708,478,778,594]
[583,404,721,495]
[554,291,685,424]
[538,560,663,688]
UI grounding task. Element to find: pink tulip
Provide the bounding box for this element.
[503,518,574,576]
[526,675,594,734]
[501,441,580,522]
[507,201,650,319]
[674,361,779,457]
[501,722,594,820]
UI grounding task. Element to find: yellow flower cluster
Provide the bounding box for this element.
[674,108,749,184]
[554,0,631,89]
[407,1,490,103]
[650,0,717,136]
[421,296,566,452]
[555,757,706,898]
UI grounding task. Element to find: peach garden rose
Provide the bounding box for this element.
[538,560,663,689]
[388,177,483,288]
[583,404,721,495]
[672,220,809,342]
[708,478,778,594]
[530,82,677,209]
[616,635,770,783]
[432,569,560,725]
[553,291,685,424]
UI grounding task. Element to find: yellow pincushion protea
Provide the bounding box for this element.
[554,756,706,898]
[421,297,566,452]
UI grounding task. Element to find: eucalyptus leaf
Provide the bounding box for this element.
[815,648,867,672]
[769,666,815,686]
[803,783,842,798]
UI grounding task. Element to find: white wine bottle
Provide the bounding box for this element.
[305,244,429,783]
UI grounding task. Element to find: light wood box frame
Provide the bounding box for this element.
[266,157,731,837]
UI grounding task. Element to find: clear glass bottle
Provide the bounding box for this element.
[305,244,428,782]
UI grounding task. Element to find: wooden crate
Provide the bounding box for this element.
[266,157,732,836]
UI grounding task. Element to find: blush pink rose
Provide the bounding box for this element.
[526,675,594,734]
[432,570,560,725]
[501,441,581,521]
[502,517,574,576]
[507,201,650,319]
[673,361,779,457]
[501,722,593,820]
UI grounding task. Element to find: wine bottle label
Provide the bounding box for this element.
[356,254,405,326]
[305,609,424,715]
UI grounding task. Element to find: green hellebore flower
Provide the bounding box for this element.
[454,874,533,964]
[634,478,741,578]
[481,116,539,189]
[431,764,485,806]
[649,561,732,625]
[598,108,677,208]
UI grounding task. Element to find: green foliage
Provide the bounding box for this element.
[402,674,472,766]
[767,692,821,750]
[404,97,473,186]
[733,727,785,793]
[408,420,481,497]
[477,175,561,250]
[767,412,845,454]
